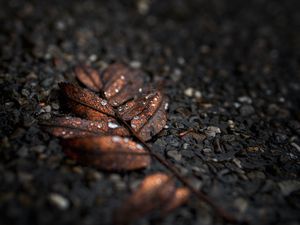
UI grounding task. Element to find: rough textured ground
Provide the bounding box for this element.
[0,0,300,225]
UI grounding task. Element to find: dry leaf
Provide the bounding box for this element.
[75,65,103,92]
[40,116,129,138]
[61,136,151,171]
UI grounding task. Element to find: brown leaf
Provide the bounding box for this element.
[74,65,102,92]
[118,91,168,141]
[65,99,111,121]
[102,63,147,106]
[59,82,115,116]
[115,173,176,224]
[61,136,151,171]
[40,116,129,138]
[67,63,168,141]
[162,187,190,214]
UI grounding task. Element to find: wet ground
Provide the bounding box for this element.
[0,0,300,225]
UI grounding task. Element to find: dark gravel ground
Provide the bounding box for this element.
[1,0,300,225]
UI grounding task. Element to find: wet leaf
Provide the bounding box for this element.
[75,65,102,92]
[65,99,111,121]
[40,116,129,138]
[102,63,147,106]
[61,136,151,171]
[115,173,176,224]
[59,82,115,116]
[64,63,168,141]
[118,91,168,141]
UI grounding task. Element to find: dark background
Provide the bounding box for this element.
[0,0,299,225]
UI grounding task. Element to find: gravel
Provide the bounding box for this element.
[0,0,299,225]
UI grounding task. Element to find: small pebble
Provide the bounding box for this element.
[49,193,69,210]
[234,198,248,213]
[278,180,300,196]
[184,87,194,97]
[238,96,252,104]
[194,90,202,98]
[205,126,221,137]
[130,60,141,68]
[89,54,97,62]
[51,103,60,110]
[21,89,30,97]
[44,105,52,113]
[240,105,255,116]
[167,150,182,161]
[183,143,189,150]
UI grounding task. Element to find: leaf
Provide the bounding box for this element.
[115,173,176,224]
[161,187,190,214]
[74,65,103,92]
[59,82,115,116]
[65,99,111,121]
[102,63,147,106]
[61,63,168,141]
[115,173,190,224]
[40,116,129,138]
[118,91,168,141]
[61,136,151,171]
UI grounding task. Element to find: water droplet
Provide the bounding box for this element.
[164,103,169,110]
[136,144,143,150]
[108,122,119,129]
[101,100,107,106]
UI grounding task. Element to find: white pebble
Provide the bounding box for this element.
[184,87,194,97]
[130,61,141,68]
[205,126,221,137]
[194,91,202,98]
[164,103,169,110]
[238,96,252,104]
[89,54,97,62]
[49,193,69,210]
